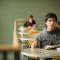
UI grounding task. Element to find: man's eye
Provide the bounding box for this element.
[48,20,56,22]
[48,20,51,22]
[49,20,51,22]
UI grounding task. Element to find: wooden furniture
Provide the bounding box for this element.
[0,45,21,60]
[12,20,20,48]
[0,20,21,60]
[24,29,40,47]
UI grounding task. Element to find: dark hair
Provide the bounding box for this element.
[29,15,33,18]
[45,13,57,22]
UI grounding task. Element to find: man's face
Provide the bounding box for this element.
[46,18,57,31]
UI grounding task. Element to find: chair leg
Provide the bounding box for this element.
[3,52,7,60]
[14,52,20,60]
[28,57,39,60]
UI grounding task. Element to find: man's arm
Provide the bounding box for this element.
[31,40,37,48]
[44,44,60,50]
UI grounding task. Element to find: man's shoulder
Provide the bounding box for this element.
[36,28,47,41]
[40,28,47,36]
[56,27,60,32]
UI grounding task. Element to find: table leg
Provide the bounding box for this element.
[3,52,7,60]
[14,52,20,60]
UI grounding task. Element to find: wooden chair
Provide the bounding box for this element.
[12,20,20,48]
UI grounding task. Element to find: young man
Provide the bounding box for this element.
[31,13,60,60]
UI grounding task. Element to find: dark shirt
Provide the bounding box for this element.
[36,27,60,48]
[24,20,36,27]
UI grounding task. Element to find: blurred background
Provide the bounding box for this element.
[0,0,60,60]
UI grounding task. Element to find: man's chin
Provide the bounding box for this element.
[47,27,55,31]
[50,28,55,31]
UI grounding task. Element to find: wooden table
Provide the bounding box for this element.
[21,48,60,60]
[0,45,21,60]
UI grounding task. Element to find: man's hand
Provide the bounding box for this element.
[45,44,60,50]
[31,41,37,48]
[44,45,53,50]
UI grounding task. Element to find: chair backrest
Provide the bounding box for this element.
[12,20,20,48]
